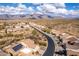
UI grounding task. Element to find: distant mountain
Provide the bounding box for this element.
[0,13,53,20]
[0,13,79,20]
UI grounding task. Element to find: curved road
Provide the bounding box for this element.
[43,34,55,56]
[29,24,56,56]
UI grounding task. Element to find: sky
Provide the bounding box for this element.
[0,3,79,18]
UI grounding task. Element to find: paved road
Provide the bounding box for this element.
[43,34,55,56]
[29,24,56,56]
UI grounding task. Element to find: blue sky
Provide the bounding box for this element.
[66,3,79,10]
[0,3,79,18]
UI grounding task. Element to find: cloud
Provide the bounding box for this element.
[36,3,67,14]
[0,6,16,15]
[36,4,57,14]
[36,3,79,18]
[35,11,43,14]
[0,4,26,14]
[27,7,35,14]
[52,3,66,8]
[28,7,34,11]
[69,10,79,15]
[57,8,68,15]
[17,3,26,9]
[0,3,79,18]
[1,4,27,15]
[42,4,56,12]
[36,6,42,11]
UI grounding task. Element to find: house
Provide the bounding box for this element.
[2,39,40,56]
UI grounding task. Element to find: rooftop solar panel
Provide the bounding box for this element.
[12,44,23,52]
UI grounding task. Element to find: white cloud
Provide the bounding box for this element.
[0,4,28,15]
[0,7,5,11]
[27,7,35,14]
[28,7,34,11]
[35,11,43,14]
[36,3,79,18]
[34,3,79,18]
[52,3,66,8]
[15,3,27,12]
[57,8,68,14]
[43,4,56,12]
[36,3,66,14]
[36,6,42,11]
[69,10,79,15]
[36,4,57,13]
[17,3,26,9]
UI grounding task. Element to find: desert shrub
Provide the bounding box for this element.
[5,33,13,37]
[21,26,24,28]
[0,41,6,45]
[35,51,39,55]
[0,25,5,30]
[32,30,37,36]
[43,28,51,33]
[38,41,47,46]
[3,22,9,26]
[14,38,21,42]
[0,35,3,38]
[34,39,39,44]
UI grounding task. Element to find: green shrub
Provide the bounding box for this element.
[38,41,47,46]
[43,28,51,33]
[32,30,37,35]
